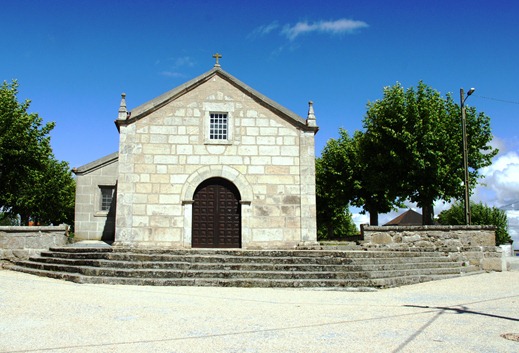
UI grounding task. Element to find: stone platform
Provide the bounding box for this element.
[9,246,481,288]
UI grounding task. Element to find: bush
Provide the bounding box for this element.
[0,212,19,226]
[438,202,511,245]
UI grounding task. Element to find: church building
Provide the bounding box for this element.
[73,57,319,249]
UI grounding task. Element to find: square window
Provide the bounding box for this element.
[210,113,228,140]
[100,186,115,212]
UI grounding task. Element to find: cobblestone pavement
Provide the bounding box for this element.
[1,260,518,353]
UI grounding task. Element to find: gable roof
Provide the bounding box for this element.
[115,67,318,132]
[384,209,423,226]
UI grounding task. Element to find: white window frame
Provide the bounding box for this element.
[205,111,233,145]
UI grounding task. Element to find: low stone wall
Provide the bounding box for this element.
[361,225,506,271]
[0,225,69,262]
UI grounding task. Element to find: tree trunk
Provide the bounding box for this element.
[327,223,334,239]
[369,210,379,226]
[422,203,434,225]
[20,214,30,226]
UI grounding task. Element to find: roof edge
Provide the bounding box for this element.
[73,151,118,175]
[116,67,318,132]
[116,67,220,127]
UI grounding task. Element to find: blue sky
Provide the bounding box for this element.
[2,0,519,233]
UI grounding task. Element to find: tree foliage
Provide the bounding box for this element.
[361,82,497,224]
[317,128,403,227]
[438,202,511,245]
[316,149,358,239]
[317,82,497,226]
[0,80,75,226]
[0,212,19,226]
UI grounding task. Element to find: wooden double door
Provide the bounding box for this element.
[192,178,241,248]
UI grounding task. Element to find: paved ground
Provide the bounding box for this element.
[1,259,519,353]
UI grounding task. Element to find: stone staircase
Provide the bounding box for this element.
[10,247,477,288]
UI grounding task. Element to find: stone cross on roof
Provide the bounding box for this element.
[212,53,222,67]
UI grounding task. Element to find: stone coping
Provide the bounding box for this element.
[0,225,69,233]
[362,225,496,231]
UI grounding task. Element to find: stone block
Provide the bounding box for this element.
[220,156,244,165]
[281,146,300,157]
[153,155,178,165]
[159,194,180,204]
[251,156,272,165]
[272,156,296,166]
[402,234,421,243]
[371,233,393,244]
[177,145,193,155]
[238,145,258,156]
[149,216,171,228]
[257,136,275,145]
[136,183,153,194]
[481,257,506,272]
[252,229,283,242]
[150,174,170,184]
[266,165,290,174]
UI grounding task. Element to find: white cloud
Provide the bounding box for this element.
[159,56,195,78]
[475,151,519,206]
[282,19,368,40]
[159,71,185,78]
[172,56,195,68]
[249,22,280,38]
[351,211,369,228]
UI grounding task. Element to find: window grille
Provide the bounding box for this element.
[100,186,114,211]
[210,113,228,140]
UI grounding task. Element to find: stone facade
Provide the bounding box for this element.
[73,65,319,249]
[73,152,118,242]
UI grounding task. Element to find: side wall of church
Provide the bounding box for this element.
[115,75,317,248]
[74,158,118,242]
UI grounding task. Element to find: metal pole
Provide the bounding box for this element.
[460,88,471,225]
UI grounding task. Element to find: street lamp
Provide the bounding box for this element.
[460,87,475,225]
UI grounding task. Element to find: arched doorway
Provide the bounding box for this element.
[192,177,241,248]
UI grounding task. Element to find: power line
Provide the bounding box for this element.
[473,94,519,105]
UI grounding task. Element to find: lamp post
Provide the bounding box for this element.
[460,87,475,225]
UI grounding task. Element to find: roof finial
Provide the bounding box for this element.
[118,93,127,120]
[212,52,222,67]
[306,101,317,127]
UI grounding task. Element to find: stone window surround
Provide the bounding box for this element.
[203,102,234,145]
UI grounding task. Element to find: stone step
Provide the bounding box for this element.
[47,246,448,259]
[16,260,462,281]
[29,256,460,272]
[39,250,453,266]
[9,265,461,289]
[12,247,468,288]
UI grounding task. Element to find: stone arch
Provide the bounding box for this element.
[181,165,253,202]
[181,165,253,248]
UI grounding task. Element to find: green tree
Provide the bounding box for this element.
[362,82,497,225]
[438,202,511,245]
[316,130,360,238]
[355,130,405,225]
[0,80,75,225]
[317,128,403,227]
[14,157,76,225]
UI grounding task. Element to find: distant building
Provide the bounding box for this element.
[384,209,423,226]
[73,60,319,249]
